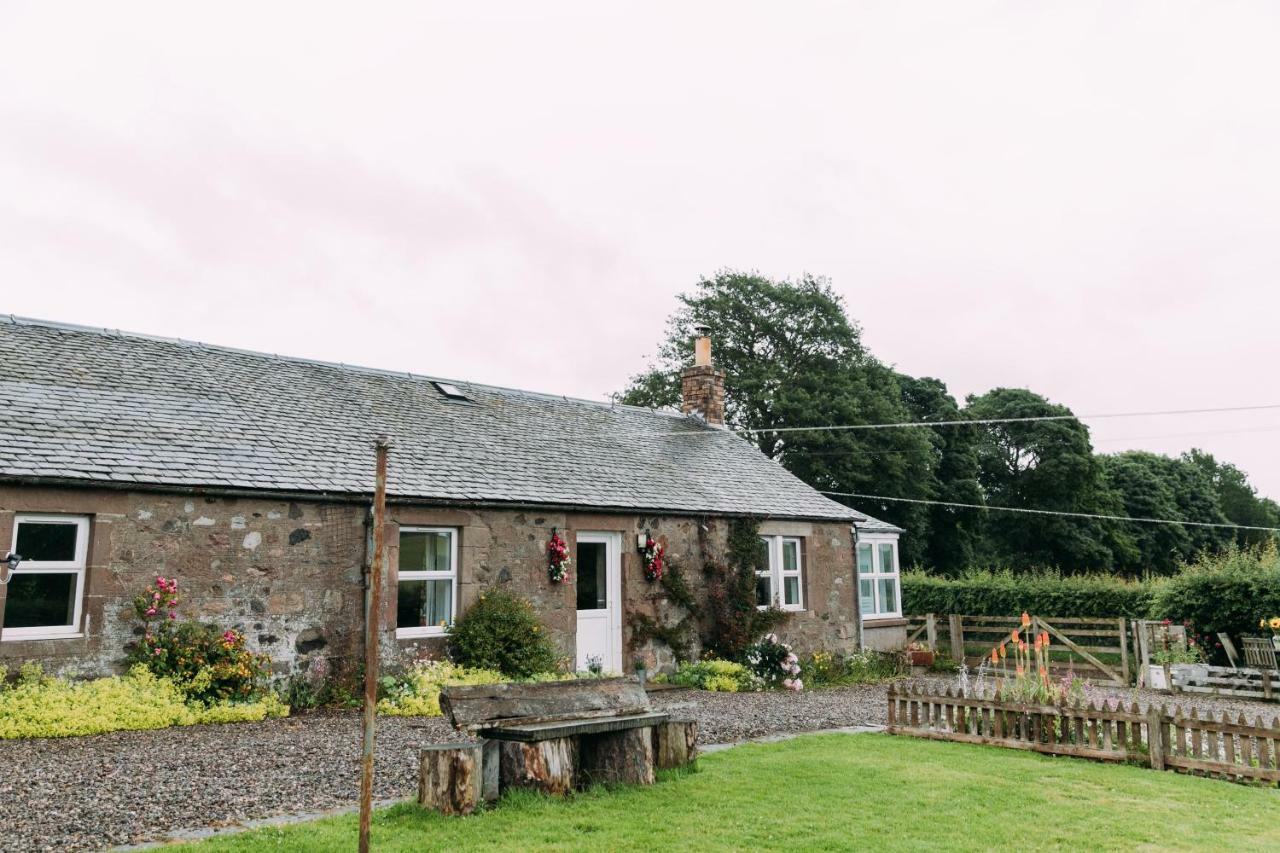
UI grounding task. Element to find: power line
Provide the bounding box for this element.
[822,491,1280,533]
[648,401,1280,437]
[742,403,1280,435]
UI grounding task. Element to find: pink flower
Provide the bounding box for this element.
[145,607,157,616]
[782,678,794,689]
[153,647,162,655]
[791,679,804,692]
[167,613,176,620]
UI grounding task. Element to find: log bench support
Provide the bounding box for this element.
[579,726,656,786]
[652,719,698,770]
[418,742,484,815]
[499,736,578,795]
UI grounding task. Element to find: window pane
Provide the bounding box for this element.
[399,531,451,572]
[576,542,607,610]
[877,578,898,614]
[857,543,873,574]
[397,578,453,629]
[879,543,895,574]
[784,576,800,606]
[15,522,78,563]
[782,540,799,572]
[756,573,772,607]
[758,537,771,572]
[859,579,875,615]
[3,572,77,629]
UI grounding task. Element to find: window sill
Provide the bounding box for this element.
[1,632,85,642]
[756,606,806,613]
[395,628,450,640]
[861,616,907,628]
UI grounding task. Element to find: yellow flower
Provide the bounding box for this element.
[1270,617,1280,630]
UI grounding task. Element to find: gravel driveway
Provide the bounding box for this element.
[0,685,890,852]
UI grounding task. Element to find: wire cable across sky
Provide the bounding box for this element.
[822,491,1280,532]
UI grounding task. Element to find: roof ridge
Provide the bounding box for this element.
[2,314,697,422]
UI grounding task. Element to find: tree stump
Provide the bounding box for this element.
[579,726,656,786]
[652,719,698,770]
[499,737,578,795]
[418,743,483,815]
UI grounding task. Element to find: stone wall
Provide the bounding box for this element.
[1,484,859,680]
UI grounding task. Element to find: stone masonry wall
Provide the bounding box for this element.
[1,484,859,680]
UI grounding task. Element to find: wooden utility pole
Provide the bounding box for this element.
[359,438,390,853]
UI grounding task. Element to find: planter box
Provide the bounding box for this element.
[909,650,935,667]
[1146,664,1168,690]
[1168,663,1207,689]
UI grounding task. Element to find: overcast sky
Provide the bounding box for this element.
[2,1,1278,499]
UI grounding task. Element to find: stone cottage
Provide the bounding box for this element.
[0,316,905,679]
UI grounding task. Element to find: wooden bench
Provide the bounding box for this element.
[419,678,696,813]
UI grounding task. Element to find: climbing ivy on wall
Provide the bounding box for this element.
[628,517,788,664]
[699,517,788,661]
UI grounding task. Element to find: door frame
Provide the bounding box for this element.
[574,531,623,673]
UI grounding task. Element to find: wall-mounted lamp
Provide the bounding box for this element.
[1,552,22,584]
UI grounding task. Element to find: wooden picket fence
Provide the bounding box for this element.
[906,614,1131,686]
[887,682,1280,785]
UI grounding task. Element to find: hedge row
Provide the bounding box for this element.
[902,546,1280,647]
[902,570,1155,619]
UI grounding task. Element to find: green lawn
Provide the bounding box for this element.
[179,734,1279,852]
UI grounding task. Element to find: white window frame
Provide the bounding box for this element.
[395,526,458,638]
[857,535,901,619]
[3,514,90,641]
[757,535,805,612]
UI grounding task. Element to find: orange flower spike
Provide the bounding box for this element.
[991,648,999,665]
[1011,628,1020,644]
[998,644,1007,659]
[1016,664,1025,677]
[1021,611,1031,628]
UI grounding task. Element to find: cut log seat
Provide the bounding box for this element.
[430,677,696,801]
[418,743,483,815]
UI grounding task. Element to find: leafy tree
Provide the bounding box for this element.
[622,270,937,562]
[966,388,1136,572]
[1184,449,1280,549]
[1099,452,1195,574]
[895,374,985,574]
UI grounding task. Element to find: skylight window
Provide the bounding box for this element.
[433,381,470,401]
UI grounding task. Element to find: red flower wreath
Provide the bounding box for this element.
[547,530,571,583]
[641,535,664,582]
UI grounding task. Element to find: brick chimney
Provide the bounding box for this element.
[680,325,726,426]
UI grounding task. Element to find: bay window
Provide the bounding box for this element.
[756,535,804,611]
[857,537,900,619]
[396,527,457,637]
[3,515,90,640]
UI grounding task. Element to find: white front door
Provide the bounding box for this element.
[575,532,622,673]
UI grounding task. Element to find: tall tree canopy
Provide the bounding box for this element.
[966,388,1137,572]
[621,270,938,563]
[625,269,1277,574]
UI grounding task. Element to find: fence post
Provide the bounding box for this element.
[1145,707,1165,771]
[926,614,938,651]
[1118,618,1130,684]
[948,615,964,664]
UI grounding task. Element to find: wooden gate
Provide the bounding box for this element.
[906,614,1131,686]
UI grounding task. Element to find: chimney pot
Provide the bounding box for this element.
[681,327,725,426]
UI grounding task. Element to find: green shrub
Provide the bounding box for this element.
[448,589,561,678]
[665,659,760,692]
[902,569,1155,618]
[0,664,287,739]
[1151,545,1280,650]
[801,650,909,686]
[378,660,507,716]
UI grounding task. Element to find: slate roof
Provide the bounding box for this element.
[0,316,861,521]
[854,512,905,535]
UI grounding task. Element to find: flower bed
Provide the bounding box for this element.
[0,664,287,739]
